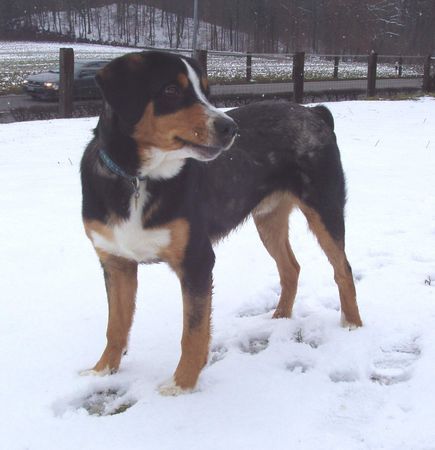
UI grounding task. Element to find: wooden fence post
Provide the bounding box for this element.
[293,51,305,103]
[398,56,403,77]
[422,55,432,92]
[246,52,252,82]
[59,48,74,118]
[333,56,339,79]
[195,49,208,78]
[367,50,378,97]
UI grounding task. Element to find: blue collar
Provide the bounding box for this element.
[98,149,147,198]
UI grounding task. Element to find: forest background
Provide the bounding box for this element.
[1,1,434,55]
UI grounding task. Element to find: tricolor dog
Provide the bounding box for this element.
[80,51,362,395]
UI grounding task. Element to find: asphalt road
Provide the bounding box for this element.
[0,77,423,122]
[210,77,423,96]
[0,94,102,123]
[0,93,42,111]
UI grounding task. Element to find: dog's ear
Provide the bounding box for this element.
[96,53,150,125]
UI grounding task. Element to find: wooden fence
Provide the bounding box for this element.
[58,48,434,118]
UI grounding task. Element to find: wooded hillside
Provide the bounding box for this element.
[1,0,434,54]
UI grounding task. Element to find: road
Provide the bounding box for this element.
[0,95,102,123]
[0,77,423,122]
[210,77,423,96]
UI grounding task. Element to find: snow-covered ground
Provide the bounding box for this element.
[1,99,434,450]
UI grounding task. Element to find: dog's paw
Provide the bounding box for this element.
[340,313,362,330]
[158,378,194,396]
[79,367,112,377]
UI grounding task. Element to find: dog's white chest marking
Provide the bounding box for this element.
[91,182,170,262]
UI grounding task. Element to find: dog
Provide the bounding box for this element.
[80,50,362,395]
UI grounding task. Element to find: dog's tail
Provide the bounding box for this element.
[311,105,334,131]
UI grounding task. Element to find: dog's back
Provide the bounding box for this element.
[201,101,345,242]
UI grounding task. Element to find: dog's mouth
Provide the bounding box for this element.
[174,137,224,161]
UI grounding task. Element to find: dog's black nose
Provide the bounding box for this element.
[214,117,238,140]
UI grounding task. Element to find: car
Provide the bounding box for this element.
[23,60,111,100]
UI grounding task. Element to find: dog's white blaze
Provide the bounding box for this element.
[182,59,227,117]
[91,183,171,262]
[181,59,237,155]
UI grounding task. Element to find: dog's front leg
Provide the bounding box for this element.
[85,254,138,375]
[160,240,214,395]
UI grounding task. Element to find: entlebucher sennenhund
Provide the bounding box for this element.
[80,51,362,395]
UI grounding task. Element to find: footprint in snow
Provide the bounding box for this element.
[237,304,277,318]
[236,286,279,318]
[292,328,323,349]
[286,360,312,374]
[239,336,270,355]
[209,344,228,365]
[55,386,137,417]
[370,338,421,385]
[329,369,359,383]
[80,388,136,416]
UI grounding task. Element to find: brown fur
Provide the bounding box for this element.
[173,285,212,390]
[253,193,300,318]
[158,219,190,271]
[201,76,208,91]
[84,219,114,242]
[252,192,362,326]
[133,103,210,152]
[92,255,138,373]
[177,73,189,90]
[296,202,362,326]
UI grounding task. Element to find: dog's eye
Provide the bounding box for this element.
[164,84,181,97]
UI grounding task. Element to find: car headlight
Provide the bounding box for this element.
[43,82,59,90]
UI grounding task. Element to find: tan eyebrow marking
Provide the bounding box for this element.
[177,73,189,90]
[201,76,208,91]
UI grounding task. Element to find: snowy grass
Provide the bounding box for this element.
[0,41,424,94]
[0,41,138,94]
[1,99,435,449]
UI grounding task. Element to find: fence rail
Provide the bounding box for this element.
[16,48,435,118]
[200,50,433,105]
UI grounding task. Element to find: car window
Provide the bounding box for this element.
[77,61,109,77]
[79,69,98,77]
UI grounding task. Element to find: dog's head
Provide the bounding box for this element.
[96,51,237,162]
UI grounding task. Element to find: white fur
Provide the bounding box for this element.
[139,147,188,180]
[79,367,111,377]
[163,59,237,157]
[91,182,171,263]
[182,58,236,142]
[340,312,359,330]
[158,377,193,396]
[140,145,219,180]
[182,59,221,114]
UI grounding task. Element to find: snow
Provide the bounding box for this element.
[1,40,424,95]
[1,98,435,449]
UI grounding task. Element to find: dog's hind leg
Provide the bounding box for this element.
[298,201,362,328]
[88,254,138,375]
[253,193,300,319]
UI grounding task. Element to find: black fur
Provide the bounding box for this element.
[81,52,347,304]
[79,51,361,388]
